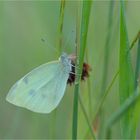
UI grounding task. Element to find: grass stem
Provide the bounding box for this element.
[72,1,92,139]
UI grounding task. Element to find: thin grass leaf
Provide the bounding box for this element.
[72,1,92,139]
[105,87,140,139]
[85,50,92,119]
[129,31,140,51]
[134,34,140,88]
[98,1,115,137]
[85,71,119,138]
[90,30,140,139]
[94,70,119,122]
[78,93,96,139]
[100,0,114,96]
[131,34,140,138]
[72,2,80,139]
[85,29,139,138]
[57,0,65,54]
[119,1,135,138]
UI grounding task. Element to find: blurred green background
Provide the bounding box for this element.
[0,1,140,139]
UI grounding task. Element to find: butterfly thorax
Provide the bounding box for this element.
[59,53,72,73]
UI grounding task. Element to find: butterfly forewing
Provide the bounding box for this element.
[6,60,69,113]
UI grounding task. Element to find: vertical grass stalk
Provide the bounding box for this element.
[57,0,65,54]
[79,93,96,139]
[85,50,92,119]
[134,33,140,88]
[131,33,140,138]
[119,1,135,138]
[72,1,92,139]
[100,30,140,139]
[98,1,114,137]
[100,0,114,96]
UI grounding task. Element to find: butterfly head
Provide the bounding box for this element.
[59,53,72,72]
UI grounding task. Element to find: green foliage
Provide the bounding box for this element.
[0,1,140,139]
[119,1,135,138]
[72,1,93,139]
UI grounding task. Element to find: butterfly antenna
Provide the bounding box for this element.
[41,37,59,55]
[62,30,76,52]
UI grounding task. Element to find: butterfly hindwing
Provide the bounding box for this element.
[25,69,69,113]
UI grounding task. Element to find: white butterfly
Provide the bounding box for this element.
[6,53,73,113]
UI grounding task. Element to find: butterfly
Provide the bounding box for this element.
[6,53,73,113]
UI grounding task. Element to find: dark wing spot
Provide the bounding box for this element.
[29,89,36,96]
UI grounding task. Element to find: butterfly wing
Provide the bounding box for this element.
[6,60,69,113]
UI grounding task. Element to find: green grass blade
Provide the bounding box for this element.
[57,0,65,54]
[98,1,114,137]
[129,31,140,51]
[100,0,114,96]
[72,1,92,139]
[93,31,140,125]
[78,94,96,139]
[90,30,140,139]
[131,35,140,138]
[94,70,119,122]
[105,87,140,139]
[72,84,79,139]
[85,70,119,138]
[85,50,92,119]
[135,37,140,88]
[85,29,139,138]
[119,1,135,138]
